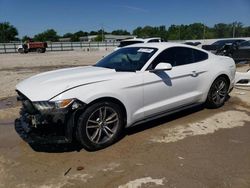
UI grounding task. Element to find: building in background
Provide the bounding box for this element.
[79,35,136,42]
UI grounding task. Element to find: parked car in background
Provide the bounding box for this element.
[202,39,245,54]
[184,41,201,46]
[115,37,164,50]
[231,40,250,62]
[15,43,236,151]
[216,40,250,63]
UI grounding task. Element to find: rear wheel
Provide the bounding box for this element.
[206,77,229,108]
[76,101,124,151]
[37,48,45,53]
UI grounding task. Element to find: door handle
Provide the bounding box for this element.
[191,71,198,77]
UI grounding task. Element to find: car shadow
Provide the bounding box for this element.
[16,104,206,153]
[154,71,172,86]
[14,120,82,153]
[125,104,205,135]
[28,142,82,153]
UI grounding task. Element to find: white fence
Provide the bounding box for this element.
[1,37,250,54]
[0,41,119,54]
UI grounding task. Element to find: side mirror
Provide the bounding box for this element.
[150,62,172,72]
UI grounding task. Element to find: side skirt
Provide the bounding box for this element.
[129,103,203,128]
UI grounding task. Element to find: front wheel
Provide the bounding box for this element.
[206,77,229,108]
[18,48,24,54]
[76,101,124,151]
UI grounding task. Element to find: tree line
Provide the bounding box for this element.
[0,21,250,43]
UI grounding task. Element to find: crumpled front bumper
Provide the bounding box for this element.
[15,117,71,145]
[15,91,86,145]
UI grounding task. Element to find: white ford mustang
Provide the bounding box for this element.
[16,42,236,150]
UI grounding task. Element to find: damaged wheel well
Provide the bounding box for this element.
[69,97,128,140]
[218,74,230,86]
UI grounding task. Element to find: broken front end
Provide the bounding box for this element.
[15,91,85,144]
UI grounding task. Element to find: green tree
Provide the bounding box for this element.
[21,35,31,42]
[34,29,59,42]
[233,22,244,37]
[111,30,130,35]
[71,30,88,42]
[243,26,250,37]
[0,22,18,42]
[132,25,168,40]
[213,23,232,38]
[187,23,205,39]
[94,34,104,42]
[89,31,98,35]
[167,25,180,40]
[62,32,73,38]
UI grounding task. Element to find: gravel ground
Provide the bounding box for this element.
[0,51,249,188]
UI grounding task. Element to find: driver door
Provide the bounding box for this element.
[143,47,206,117]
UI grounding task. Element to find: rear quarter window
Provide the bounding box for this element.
[193,49,208,62]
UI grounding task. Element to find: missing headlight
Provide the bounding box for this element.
[33,101,55,111]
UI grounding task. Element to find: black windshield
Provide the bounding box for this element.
[95,47,157,72]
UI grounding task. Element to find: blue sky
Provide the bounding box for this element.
[0,0,250,37]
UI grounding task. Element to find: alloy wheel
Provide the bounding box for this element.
[211,79,227,105]
[86,106,119,144]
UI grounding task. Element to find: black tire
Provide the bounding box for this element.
[206,76,229,109]
[76,101,124,151]
[41,48,46,53]
[18,48,24,54]
[36,48,42,53]
[37,48,45,53]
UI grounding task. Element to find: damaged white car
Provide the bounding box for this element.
[15,43,236,151]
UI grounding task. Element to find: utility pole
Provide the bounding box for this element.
[101,24,104,43]
[203,24,206,39]
[178,26,181,40]
[232,22,236,38]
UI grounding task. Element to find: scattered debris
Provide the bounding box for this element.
[64,168,72,176]
[76,166,84,171]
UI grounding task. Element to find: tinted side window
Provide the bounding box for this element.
[193,49,208,62]
[240,41,250,47]
[148,48,176,69]
[148,47,208,70]
[174,47,194,66]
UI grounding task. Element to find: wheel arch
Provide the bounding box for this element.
[67,96,128,143]
[77,96,127,126]
[202,73,231,102]
[216,74,230,86]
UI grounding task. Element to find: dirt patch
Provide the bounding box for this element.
[0,96,19,110]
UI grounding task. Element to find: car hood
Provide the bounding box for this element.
[16,66,121,101]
